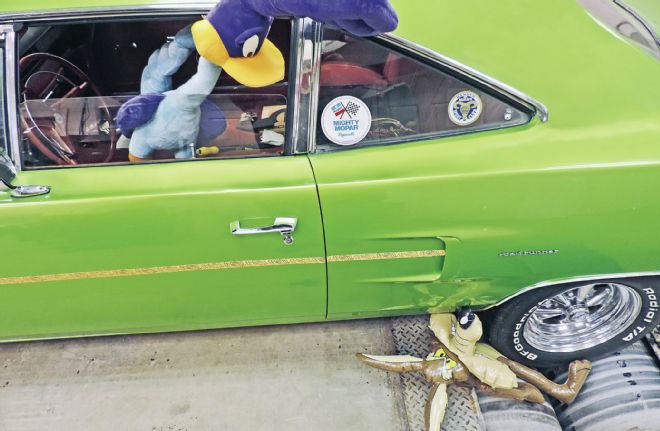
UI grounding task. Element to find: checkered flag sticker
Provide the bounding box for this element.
[345,101,361,117]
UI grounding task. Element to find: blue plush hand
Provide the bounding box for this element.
[174,25,196,50]
[140,25,196,94]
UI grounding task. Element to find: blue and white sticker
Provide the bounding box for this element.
[448,90,483,126]
[321,96,372,146]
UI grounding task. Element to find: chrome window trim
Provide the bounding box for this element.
[1,25,21,171]
[304,21,322,154]
[375,33,549,123]
[289,18,321,155]
[481,270,660,310]
[0,4,217,23]
[0,29,5,157]
[286,19,304,155]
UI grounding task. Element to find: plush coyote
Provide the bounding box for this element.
[357,310,592,431]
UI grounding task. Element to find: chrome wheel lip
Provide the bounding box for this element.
[522,282,642,353]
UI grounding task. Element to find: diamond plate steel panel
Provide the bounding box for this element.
[391,315,483,431]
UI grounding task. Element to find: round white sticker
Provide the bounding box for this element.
[321,96,372,146]
[448,90,483,126]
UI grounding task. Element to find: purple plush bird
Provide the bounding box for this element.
[192,0,399,87]
[117,0,399,161]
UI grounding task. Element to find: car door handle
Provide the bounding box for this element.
[230,217,298,245]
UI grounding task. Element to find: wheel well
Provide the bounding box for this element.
[479,272,660,313]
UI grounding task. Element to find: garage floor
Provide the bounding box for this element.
[0,319,658,431]
[0,320,409,431]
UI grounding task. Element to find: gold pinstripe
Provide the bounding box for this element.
[327,250,445,262]
[0,250,445,286]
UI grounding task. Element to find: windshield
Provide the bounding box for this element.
[579,0,660,59]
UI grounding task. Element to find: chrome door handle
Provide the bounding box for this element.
[230,217,298,245]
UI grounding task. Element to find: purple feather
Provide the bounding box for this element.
[116,94,165,138]
[205,0,398,50]
[243,0,399,35]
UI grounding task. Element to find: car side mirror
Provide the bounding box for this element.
[0,150,17,187]
[0,150,50,198]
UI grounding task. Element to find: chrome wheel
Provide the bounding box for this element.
[523,282,642,352]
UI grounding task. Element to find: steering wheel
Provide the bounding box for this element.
[19,52,117,165]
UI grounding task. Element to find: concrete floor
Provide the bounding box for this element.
[0,320,409,431]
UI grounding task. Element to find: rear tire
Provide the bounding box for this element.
[551,342,660,431]
[484,277,660,367]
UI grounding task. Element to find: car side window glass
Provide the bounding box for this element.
[17,19,291,169]
[315,29,531,152]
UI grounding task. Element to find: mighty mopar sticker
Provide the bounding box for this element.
[321,96,372,146]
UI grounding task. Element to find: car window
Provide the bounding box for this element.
[314,29,531,152]
[17,18,291,169]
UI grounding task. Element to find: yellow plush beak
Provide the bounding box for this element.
[191,19,285,88]
[191,20,230,67]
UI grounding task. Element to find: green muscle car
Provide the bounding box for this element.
[0,0,658,367]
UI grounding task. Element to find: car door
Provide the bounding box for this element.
[307,29,541,320]
[0,19,326,341]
